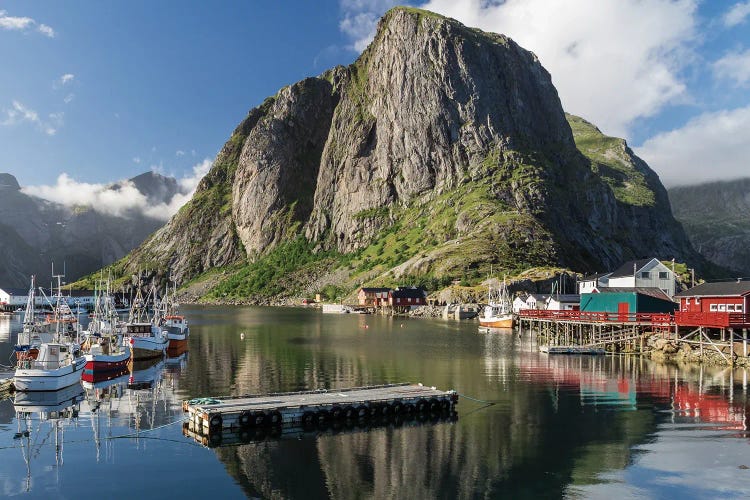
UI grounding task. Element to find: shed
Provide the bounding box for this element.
[580,287,676,317]
[546,294,580,311]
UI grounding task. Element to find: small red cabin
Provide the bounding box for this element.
[675,281,750,328]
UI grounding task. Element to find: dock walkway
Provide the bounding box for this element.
[184,383,457,436]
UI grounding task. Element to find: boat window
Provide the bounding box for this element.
[737,305,744,312]
[718,304,726,311]
[710,304,718,311]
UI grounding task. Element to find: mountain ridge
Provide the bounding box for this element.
[87,6,709,299]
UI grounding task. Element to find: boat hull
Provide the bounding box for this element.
[14,357,85,392]
[479,316,515,328]
[82,351,131,382]
[127,333,168,360]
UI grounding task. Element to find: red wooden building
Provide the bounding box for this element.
[388,287,426,308]
[675,281,750,328]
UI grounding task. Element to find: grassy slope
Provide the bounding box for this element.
[566,114,655,207]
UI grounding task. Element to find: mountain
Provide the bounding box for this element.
[0,172,179,288]
[102,7,706,300]
[668,179,750,276]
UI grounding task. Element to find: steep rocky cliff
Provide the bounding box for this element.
[669,179,750,276]
[110,7,705,298]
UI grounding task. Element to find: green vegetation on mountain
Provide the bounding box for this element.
[566,114,655,207]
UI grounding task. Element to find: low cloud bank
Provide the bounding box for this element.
[23,158,213,221]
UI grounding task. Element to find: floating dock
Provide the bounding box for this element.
[183,383,458,436]
[183,410,458,448]
[539,345,606,355]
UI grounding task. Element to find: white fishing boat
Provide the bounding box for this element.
[14,342,86,391]
[14,276,54,361]
[479,280,515,329]
[14,273,85,392]
[158,282,189,352]
[123,284,167,361]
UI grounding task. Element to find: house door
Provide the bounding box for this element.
[618,302,629,322]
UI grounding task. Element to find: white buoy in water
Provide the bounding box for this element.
[240,332,245,340]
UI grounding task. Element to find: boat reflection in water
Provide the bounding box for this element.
[13,384,85,493]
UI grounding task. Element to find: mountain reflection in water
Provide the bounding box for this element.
[0,306,747,498]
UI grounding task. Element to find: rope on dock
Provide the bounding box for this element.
[457,393,497,406]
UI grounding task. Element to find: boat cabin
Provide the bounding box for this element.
[126,323,155,336]
[675,281,750,328]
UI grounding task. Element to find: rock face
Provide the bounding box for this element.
[119,7,706,289]
[0,172,178,287]
[669,179,750,276]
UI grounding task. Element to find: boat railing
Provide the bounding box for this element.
[17,358,73,370]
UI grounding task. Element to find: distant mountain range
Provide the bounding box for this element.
[669,179,750,277]
[0,171,179,288]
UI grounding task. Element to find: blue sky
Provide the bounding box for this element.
[1,0,749,210]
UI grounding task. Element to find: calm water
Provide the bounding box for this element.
[0,307,749,499]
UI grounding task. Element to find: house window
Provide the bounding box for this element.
[718,304,726,311]
[737,305,744,312]
[710,304,718,311]
[641,272,650,279]
[659,272,668,279]
[728,304,735,311]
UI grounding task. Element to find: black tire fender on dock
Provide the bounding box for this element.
[343,406,356,419]
[416,400,429,413]
[380,403,392,417]
[356,405,369,419]
[330,405,344,420]
[252,411,266,427]
[368,403,381,417]
[440,398,451,411]
[428,398,440,412]
[209,413,223,429]
[302,411,317,427]
[402,402,415,415]
[391,401,403,415]
[238,411,252,428]
[317,410,331,424]
[209,433,222,447]
[268,410,282,426]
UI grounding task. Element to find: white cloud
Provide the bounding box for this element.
[59,74,75,85]
[0,10,34,31]
[22,158,214,221]
[724,1,750,27]
[175,150,185,157]
[132,157,141,164]
[713,48,750,86]
[339,0,401,51]
[339,0,697,138]
[635,106,750,186]
[0,10,54,37]
[2,100,64,135]
[37,24,54,37]
[63,93,75,104]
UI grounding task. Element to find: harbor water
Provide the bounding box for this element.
[0,306,748,498]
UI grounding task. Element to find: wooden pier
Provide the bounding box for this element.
[518,310,750,365]
[183,383,458,436]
